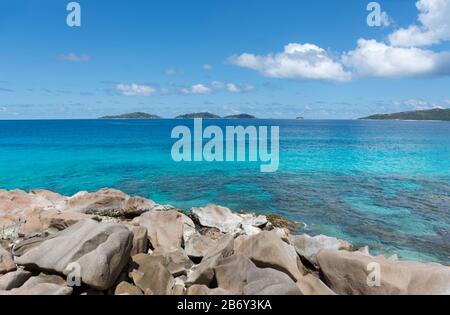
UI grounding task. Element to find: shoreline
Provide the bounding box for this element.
[1,188,449,295]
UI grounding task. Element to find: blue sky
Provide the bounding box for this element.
[1,0,450,119]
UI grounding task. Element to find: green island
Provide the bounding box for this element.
[99,112,162,119]
[360,108,450,121]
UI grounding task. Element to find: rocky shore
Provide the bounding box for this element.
[0,188,449,295]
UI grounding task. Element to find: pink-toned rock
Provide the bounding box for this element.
[62,189,128,217]
[0,245,15,274]
[18,210,95,236]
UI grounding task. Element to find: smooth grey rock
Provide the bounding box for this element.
[289,234,352,265]
[0,273,72,295]
[191,205,243,234]
[214,254,302,295]
[236,231,304,281]
[15,219,133,290]
[133,210,184,250]
[317,249,450,295]
[126,225,148,256]
[296,274,336,295]
[151,247,194,276]
[184,234,217,259]
[0,269,32,290]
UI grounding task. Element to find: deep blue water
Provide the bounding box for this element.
[0,119,449,263]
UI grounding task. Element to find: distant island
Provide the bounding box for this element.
[99,112,162,119]
[224,114,256,119]
[175,112,221,119]
[99,112,259,120]
[360,108,450,121]
[296,116,304,120]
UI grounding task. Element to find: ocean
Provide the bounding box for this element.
[0,119,449,264]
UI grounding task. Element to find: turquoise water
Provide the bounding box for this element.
[0,119,449,264]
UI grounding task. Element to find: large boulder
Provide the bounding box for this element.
[0,190,66,221]
[191,205,243,234]
[133,210,184,250]
[214,254,302,295]
[289,234,352,265]
[235,231,304,280]
[60,189,160,218]
[15,219,133,290]
[0,269,32,291]
[0,245,15,274]
[316,249,450,295]
[0,273,73,295]
[238,213,268,228]
[18,210,95,236]
[130,254,175,295]
[61,189,128,217]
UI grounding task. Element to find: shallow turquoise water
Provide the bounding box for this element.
[0,119,449,263]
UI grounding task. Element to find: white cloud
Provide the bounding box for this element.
[389,0,450,47]
[394,98,440,110]
[342,39,450,78]
[181,84,211,95]
[59,53,90,62]
[203,64,213,70]
[229,43,352,82]
[226,83,255,93]
[116,83,157,96]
